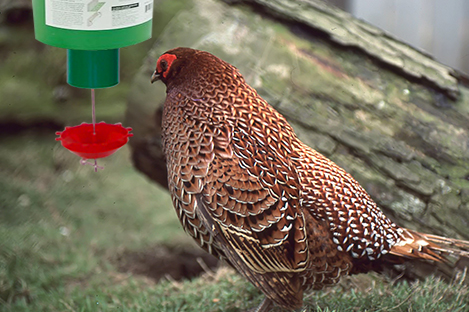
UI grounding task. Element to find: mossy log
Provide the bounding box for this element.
[125,0,469,241]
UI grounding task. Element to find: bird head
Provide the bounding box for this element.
[151,47,201,85]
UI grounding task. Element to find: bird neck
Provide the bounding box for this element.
[165,68,244,124]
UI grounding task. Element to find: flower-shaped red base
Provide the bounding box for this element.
[56,122,133,171]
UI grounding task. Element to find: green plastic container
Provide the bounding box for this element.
[32,0,153,88]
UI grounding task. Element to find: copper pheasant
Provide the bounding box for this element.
[151,47,469,311]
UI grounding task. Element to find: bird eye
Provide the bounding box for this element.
[160,59,168,73]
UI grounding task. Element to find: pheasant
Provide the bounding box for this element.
[151,47,469,311]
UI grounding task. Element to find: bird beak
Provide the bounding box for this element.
[151,71,161,83]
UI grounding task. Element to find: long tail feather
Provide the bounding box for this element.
[386,228,469,282]
[390,229,469,260]
[419,232,469,256]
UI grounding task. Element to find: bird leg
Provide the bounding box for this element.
[246,297,273,312]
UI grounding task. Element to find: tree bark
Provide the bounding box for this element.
[125,0,469,240]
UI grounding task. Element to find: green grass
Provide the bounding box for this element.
[0,133,185,311]
[1,133,468,312]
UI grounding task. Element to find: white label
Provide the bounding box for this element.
[45,0,153,31]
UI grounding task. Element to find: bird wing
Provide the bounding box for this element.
[199,123,310,273]
[195,193,305,309]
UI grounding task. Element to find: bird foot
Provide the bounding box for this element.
[246,297,273,312]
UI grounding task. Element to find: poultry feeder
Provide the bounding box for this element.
[32,0,153,171]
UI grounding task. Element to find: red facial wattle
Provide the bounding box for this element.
[157,54,177,78]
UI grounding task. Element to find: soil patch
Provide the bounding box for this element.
[115,244,219,282]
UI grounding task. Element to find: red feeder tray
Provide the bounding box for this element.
[56,122,133,159]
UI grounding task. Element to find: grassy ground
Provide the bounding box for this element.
[0,132,184,311]
[0,133,468,312]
